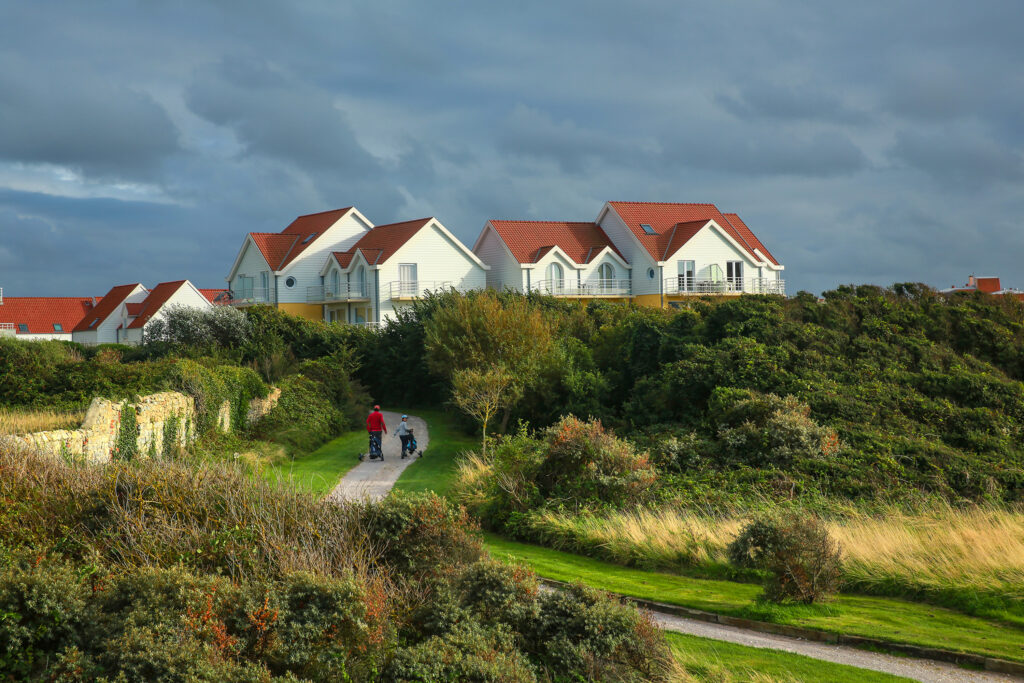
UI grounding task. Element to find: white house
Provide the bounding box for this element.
[473,202,785,308]
[72,283,149,344]
[0,289,95,341]
[317,217,489,323]
[118,280,213,344]
[473,220,631,299]
[225,207,374,321]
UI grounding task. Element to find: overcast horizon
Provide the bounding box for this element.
[1,1,1022,297]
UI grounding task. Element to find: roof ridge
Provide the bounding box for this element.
[491,219,596,225]
[294,207,353,219]
[609,201,717,207]
[372,217,433,229]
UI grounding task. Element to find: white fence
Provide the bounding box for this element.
[306,284,369,303]
[530,278,632,297]
[664,277,785,296]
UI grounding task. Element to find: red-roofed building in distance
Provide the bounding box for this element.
[473,201,785,308]
[199,289,231,305]
[316,218,487,324]
[71,281,212,345]
[0,288,95,340]
[942,275,1024,301]
[226,208,487,324]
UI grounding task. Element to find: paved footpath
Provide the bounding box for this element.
[326,413,1019,681]
[327,411,429,502]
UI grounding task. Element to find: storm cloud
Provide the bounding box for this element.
[0,0,1022,296]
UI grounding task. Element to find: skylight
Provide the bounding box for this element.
[53,323,63,332]
[302,232,318,244]
[89,318,99,328]
[17,323,28,333]
[640,223,657,235]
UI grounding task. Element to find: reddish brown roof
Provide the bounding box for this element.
[723,213,780,266]
[124,302,146,316]
[0,297,94,334]
[72,284,143,333]
[331,218,431,269]
[607,202,771,265]
[487,221,625,264]
[972,276,1002,294]
[127,280,189,329]
[250,208,353,270]
[199,288,229,304]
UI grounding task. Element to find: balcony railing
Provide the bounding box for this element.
[531,278,632,297]
[664,277,785,296]
[227,288,276,306]
[306,284,370,303]
[0,323,15,336]
[386,280,453,300]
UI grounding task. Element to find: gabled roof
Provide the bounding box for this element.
[330,218,431,269]
[0,296,94,334]
[126,280,190,329]
[486,221,626,265]
[199,288,229,304]
[72,284,143,333]
[249,207,354,271]
[125,302,146,316]
[723,213,780,266]
[606,202,774,265]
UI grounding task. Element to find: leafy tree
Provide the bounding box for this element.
[451,366,513,455]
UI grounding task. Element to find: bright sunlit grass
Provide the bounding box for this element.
[0,407,85,435]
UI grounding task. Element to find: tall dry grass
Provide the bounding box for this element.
[0,407,85,434]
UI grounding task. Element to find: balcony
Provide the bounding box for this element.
[664,277,785,296]
[531,278,632,297]
[385,280,453,300]
[227,288,276,306]
[306,284,370,303]
[0,323,15,336]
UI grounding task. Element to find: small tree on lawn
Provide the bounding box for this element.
[451,366,512,456]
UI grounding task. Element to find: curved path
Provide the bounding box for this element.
[327,411,429,502]
[325,414,1019,681]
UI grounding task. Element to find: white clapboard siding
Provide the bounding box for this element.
[473,224,526,292]
[669,223,761,281]
[229,240,273,297]
[597,206,657,296]
[275,213,371,304]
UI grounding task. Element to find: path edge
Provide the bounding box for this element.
[538,577,1024,676]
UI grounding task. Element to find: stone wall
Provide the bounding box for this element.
[2,388,278,462]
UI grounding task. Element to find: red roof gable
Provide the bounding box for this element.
[607,202,771,265]
[722,213,780,266]
[72,284,143,332]
[127,280,189,329]
[199,288,229,304]
[124,302,146,316]
[0,297,94,334]
[970,276,1002,294]
[331,218,431,269]
[487,221,626,264]
[249,207,353,270]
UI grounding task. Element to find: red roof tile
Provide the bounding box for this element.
[487,221,625,264]
[127,280,189,329]
[72,284,143,333]
[972,276,1002,294]
[331,218,431,268]
[607,202,771,265]
[0,296,94,334]
[199,288,229,304]
[723,213,780,266]
[250,207,353,270]
[125,302,146,316]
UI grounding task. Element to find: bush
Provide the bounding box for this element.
[250,375,342,453]
[142,304,252,350]
[114,404,139,461]
[729,514,842,604]
[386,623,537,683]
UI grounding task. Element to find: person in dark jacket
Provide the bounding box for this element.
[366,405,387,458]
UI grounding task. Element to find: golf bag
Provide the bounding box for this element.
[400,429,422,459]
[360,433,383,461]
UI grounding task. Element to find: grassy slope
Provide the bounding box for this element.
[485,533,1024,664]
[392,408,478,497]
[666,632,910,683]
[261,430,366,496]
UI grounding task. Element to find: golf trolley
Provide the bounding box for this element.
[400,428,424,459]
[359,433,384,461]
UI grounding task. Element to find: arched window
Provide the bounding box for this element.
[598,263,614,290]
[547,262,564,294]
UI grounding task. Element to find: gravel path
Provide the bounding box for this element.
[651,610,1020,682]
[326,411,429,502]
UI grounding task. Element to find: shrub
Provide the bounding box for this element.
[250,375,342,453]
[114,404,139,461]
[142,304,252,350]
[386,623,537,683]
[730,514,842,604]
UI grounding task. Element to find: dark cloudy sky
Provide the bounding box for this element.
[1,1,1022,296]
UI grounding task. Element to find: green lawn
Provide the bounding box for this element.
[667,632,911,682]
[392,408,478,497]
[485,533,1024,664]
[261,430,366,496]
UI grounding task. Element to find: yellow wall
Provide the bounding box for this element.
[631,294,665,309]
[276,303,324,321]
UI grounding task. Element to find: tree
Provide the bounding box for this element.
[451,366,512,455]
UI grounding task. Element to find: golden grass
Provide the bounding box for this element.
[0,407,85,435]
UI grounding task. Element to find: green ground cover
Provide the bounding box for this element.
[392,408,478,497]
[261,429,366,496]
[666,632,910,682]
[485,534,1024,664]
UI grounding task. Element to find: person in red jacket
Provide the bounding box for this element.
[366,405,387,459]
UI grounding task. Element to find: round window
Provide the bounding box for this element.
[647,268,655,279]
[285,277,296,288]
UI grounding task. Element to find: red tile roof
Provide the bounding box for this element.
[487,221,626,264]
[127,280,189,329]
[722,213,780,266]
[331,218,431,269]
[0,296,94,334]
[199,288,229,304]
[972,276,1002,294]
[250,208,353,270]
[607,202,773,265]
[72,284,143,333]
[124,302,146,316]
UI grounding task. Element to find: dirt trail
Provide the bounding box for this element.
[326,411,428,502]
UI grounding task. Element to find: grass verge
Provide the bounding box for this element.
[484,533,1024,664]
[261,429,366,496]
[392,408,477,497]
[0,407,85,434]
[667,632,910,682]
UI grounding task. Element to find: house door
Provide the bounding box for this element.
[726,261,744,292]
[678,260,694,292]
[399,263,418,297]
